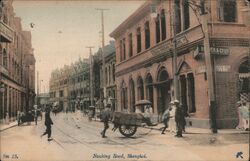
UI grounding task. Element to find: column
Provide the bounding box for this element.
[153,85,158,114]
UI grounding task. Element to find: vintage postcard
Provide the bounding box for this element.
[0,0,249,161]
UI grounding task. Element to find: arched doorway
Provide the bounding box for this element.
[238,60,249,103]
[129,78,135,112]
[178,62,196,115]
[121,81,128,111]
[145,73,154,112]
[156,67,171,117]
[137,76,144,112]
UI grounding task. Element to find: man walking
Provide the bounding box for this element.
[175,100,185,137]
[41,107,53,141]
[100,105,111,138]
[161,107,171,134]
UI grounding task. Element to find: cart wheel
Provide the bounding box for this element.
[119,125,137,137]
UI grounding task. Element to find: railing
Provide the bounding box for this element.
[0,21,14,42]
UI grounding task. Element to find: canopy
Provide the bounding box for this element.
[135,100,152,106]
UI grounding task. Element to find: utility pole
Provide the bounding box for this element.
[86,46,94,107]
[172,1,179,102]
[36,71,39,106]
[96,8,109,100]
[200,0,217,133]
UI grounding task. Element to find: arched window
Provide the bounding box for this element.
[161,9,166,40]
[144,21,150,49]
[155,14,161,43]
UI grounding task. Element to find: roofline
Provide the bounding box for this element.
[110,1,150,38]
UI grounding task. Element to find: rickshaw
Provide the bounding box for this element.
[110,100,157,137]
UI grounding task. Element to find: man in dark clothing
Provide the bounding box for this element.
[175,101,185,137]
[100,106,111,138]
[41,108,53,141]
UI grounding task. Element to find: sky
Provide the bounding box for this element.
[13,0,145,93]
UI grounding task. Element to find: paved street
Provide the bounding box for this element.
[1,113,249,161]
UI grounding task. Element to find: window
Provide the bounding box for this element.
[183,0,190,30]
[112,63,115,82]
[119,40,123,62]
[218,0,237,22]
[122,38,126,60]
[59,90,64,97]
[161,9,166,40]
[3,49,7,68]
[174,0,182,34]
[144,21,150,49]
[174,0,190,33]
[136,27,141,53]
[155,14,161,43]
[128,33,133,57]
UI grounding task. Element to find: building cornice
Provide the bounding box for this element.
[110,1,150,38]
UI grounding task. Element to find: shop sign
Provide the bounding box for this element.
[193,45,230,59]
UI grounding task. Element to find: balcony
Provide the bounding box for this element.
[0,21,14,43]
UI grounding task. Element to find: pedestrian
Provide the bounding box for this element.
[17,110,22,126]
[175,100,185,137]
[161,107,171,134]
[41,108,53,141]
[34,109,38,125]
[239,102,249,131]
[100,106,111,138]
[5,111,9,124]
[169,102,176,133]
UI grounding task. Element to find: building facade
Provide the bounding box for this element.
[68,59,90,112]
[49,59,90,112]
[0,0,36,122]
[95,41,117,110]
[110,0,249,128]
[49,66,70,112]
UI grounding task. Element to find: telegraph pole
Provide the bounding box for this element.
[36,71,39,106]
[96,8,109,99]
[200,0,217,133]
[86,46,94,107]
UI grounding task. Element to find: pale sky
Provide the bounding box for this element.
[13,0,145,93]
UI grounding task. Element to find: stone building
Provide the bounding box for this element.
[110,0,249,128]
[68,59,90,112]
[95,41,116,110]
[49,59,90,112]
[0,0,36,122]
[49,66,71,112]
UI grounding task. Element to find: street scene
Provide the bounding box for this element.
[0,0,250,161]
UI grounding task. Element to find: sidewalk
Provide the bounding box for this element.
[0,121,18,132]
[87,113,249,135]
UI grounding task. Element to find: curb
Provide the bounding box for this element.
[0,123,18,132]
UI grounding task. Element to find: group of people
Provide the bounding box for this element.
[161,100,186,137]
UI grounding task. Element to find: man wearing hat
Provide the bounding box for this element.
[174,100,185,137]
[100,104,112,138]
[41,107,54,141]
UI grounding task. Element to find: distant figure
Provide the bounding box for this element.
[41,108,54,141]
[27,111,32,125]
[17,110,21,126]
[239,102,249,131]
[169,102,176,133]
[100,107,111,138]
[34,109,38,125]
[175,101,185,137]
[5,111,9,124]
[161,107,171,134]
